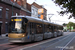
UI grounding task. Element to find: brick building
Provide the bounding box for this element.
[0,0,31,36]
[26,3,31,12]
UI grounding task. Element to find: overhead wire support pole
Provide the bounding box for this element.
[48,14,54,22]
[12,3,13,16]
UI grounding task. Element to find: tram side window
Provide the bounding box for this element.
[59,26,62,31]
[54,26,57,32]
[61,27,63,30]
[47,25,50,33]
[29,22,35,34]
[49,25,52,32]
[47,25,52,33]
[58,26,60,30]
[57,26,59,30]
[44,24,47,33]
[51,25,54,33]
[57,26,59,31]
[36,24,43,34]
[59,26,63,30]
[56,26,60,33]
[57,26,63,32]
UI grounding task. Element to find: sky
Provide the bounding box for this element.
[27,0,75,25]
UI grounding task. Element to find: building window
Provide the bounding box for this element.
[32,9,34,15]
[0,9,2,18]
[35,10,36,15]
[6,10,9,19]
[5,24,8,33]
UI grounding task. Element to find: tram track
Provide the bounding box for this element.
[61,36,75,50]
[20,32,73,50]
[41,33,75,50]
[0,32,72,50]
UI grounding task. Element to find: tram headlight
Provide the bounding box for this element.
[23,35,25,37]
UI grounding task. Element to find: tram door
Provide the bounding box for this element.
[30,23,35,41]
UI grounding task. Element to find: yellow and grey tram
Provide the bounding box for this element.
[8,16,63,43]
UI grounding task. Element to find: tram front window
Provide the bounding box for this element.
[11,21,24,33]
[9,18,27,33]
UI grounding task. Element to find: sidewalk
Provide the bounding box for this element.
[63,32,72,36]
[0,36,8,39]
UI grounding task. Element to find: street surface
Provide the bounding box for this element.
[0,32,75,50]
[0,37,9,44]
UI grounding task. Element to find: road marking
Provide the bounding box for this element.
[41,33,73,50]
[61,35,75,50]
[20,33,72,50]
[0,43,10,46]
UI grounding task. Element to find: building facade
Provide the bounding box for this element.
[32,2,47,20]
[0,0,21,36]
[31,5,38,18]
[0,0,31,36]
[43,8,47,20]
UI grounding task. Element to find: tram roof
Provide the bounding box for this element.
[12,16,43,23]
[11,16,63,26]
[11,15,42,20]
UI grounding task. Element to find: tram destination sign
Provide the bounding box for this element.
[11,19,22,21]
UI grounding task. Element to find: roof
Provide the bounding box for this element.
[1,0,31,13]
[11,16,43,23]
[11,15,42,21]
[32,2,47,11]
[1,0,21,8]
[11,15,62,26]
[31,2,42,8]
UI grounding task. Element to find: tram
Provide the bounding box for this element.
[8,16,63,43]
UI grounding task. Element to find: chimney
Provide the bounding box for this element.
[21,0,27,8]
[17,0,21,6]
[11,0,14,2]
[11,0,17,3]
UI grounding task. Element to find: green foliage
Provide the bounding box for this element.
[67,22,75,30]
[52,0,75,19]
[63,23,67,26]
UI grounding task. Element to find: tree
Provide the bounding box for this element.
[52,0,75,19]
[63,23,67,26]
[67,22,75,31]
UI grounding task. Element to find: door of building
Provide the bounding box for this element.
[0,23,2,36]
[0,26,1,36]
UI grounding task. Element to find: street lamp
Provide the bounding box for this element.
[48,14,54,22]
[11,0,16,16]
[12,3,13,16]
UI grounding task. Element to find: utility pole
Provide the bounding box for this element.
[11,0,14,16]
[11,0,16,16]
[48,14,54,22]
